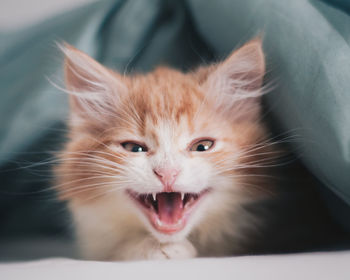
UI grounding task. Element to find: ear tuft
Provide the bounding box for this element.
[61,43,115,93]
[59,43,126,125]
[203,38,266,121]
[206,38,265,95]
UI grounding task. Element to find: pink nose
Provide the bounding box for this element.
[153,167,180,192]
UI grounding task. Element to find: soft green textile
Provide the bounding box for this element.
[0,0,349,235]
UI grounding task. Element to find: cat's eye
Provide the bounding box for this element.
[122,142,148,153]
[190,139,214,152]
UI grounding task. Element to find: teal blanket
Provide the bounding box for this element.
[1,0,349,235]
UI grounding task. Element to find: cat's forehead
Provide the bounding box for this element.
[124,67,205,125]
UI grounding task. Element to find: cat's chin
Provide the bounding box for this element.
[126,189,210,234]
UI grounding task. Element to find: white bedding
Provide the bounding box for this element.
[1,251,350,280]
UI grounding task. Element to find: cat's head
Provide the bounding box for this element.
[58,39,273,242]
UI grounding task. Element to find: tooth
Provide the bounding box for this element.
[152,193,157,201]
[181,193,185,201]
[156,219,163,226]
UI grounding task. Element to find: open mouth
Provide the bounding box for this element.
[127,189,210,234]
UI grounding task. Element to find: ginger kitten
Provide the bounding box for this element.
[56,39,341,260]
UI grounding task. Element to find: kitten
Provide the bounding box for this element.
[56,39,341,260]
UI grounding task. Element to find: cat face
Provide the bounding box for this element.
[57,40,269,242]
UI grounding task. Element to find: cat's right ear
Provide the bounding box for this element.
[61,44,126,125]
[201,39,266,121]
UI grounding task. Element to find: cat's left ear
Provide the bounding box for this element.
[61,44,126,125]
[203,39,266,120]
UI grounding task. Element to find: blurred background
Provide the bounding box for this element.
[0,0,96,261]
[0,0,94,31]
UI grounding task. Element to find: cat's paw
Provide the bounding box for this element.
[146,239,197,260]
[116,237,197,260]
[160,241,197,259]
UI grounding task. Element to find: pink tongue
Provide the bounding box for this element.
[157,193,183,224]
